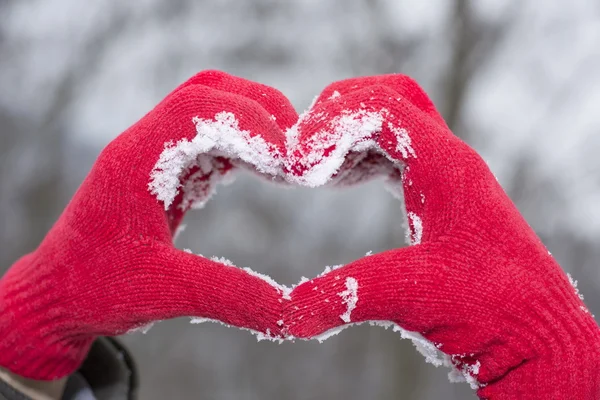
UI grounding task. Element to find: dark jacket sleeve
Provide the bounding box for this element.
[0,338,138,400]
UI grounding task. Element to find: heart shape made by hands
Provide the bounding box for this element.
[1,70,595,398]
[144,72,475,387]
[142,71,597,397]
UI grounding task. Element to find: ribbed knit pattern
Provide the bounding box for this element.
[0,71,298,380]
[286,75,600,400]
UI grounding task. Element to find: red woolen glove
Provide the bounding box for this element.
[285,75,600,399]
[0,71,298,380]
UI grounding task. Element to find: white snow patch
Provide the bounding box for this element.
[407,211,423,245]
[285,109,388,187]
[338,277,359,323]
[149,112,280,209]
[328,90,341,100]
[389,123,416,159]
[192,112,281,175]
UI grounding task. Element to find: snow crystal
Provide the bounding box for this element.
[566,272,585,301]
[149,112,281,209]
[338,277,359,323]
[210,256,235,266]
[365,250,373,256]
[190,317,214,324]
[328,90,341,100]
[407,212,423,245]
[471,361,480,375]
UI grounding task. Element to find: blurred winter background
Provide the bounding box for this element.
[1,0,599,398]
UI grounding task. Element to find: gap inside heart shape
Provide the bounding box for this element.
[143,103,479,388]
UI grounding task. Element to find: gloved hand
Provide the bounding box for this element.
[0,71,298,380]
[285,74,600,399]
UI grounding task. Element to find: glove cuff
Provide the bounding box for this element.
[0,254,95,380]
[0,338,94,381]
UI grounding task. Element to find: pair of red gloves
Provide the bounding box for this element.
[1,71,598,399]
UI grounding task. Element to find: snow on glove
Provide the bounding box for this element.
[0,70,298,380]
[285,74,600,399]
